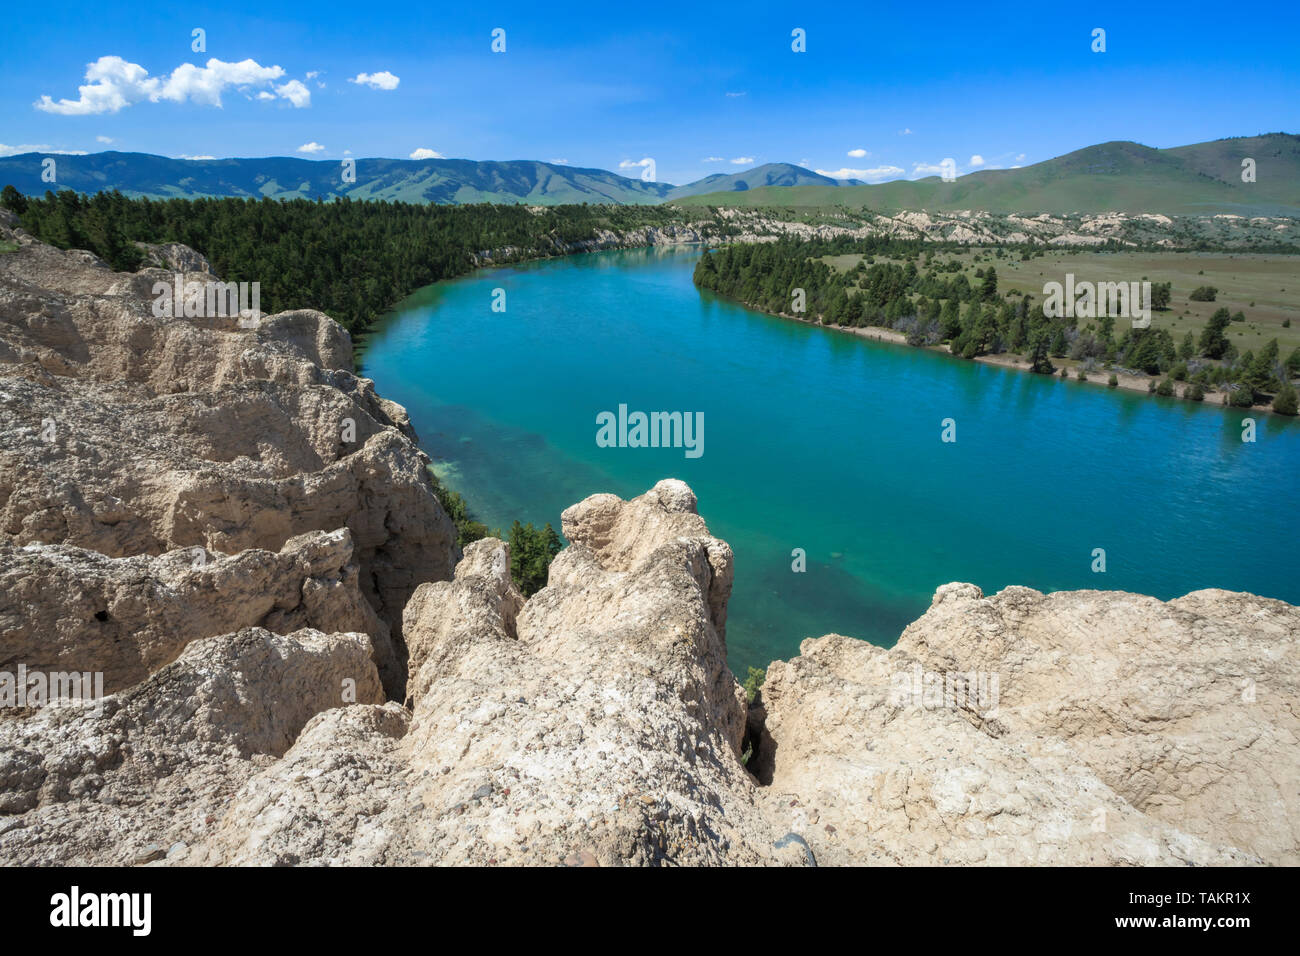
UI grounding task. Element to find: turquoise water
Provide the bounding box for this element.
[360,246,1300,673]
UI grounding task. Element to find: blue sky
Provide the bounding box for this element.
[1,0,1296,186]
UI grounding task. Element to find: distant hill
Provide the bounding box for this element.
[0,152,676,205]
[3,135,1296,215]
[664,162,859,200]
[674,134,1300,216]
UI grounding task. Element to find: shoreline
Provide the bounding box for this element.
[356,238,1288,417]
[752,309,1286,415]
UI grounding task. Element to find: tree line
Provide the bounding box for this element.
[694,239,1299,414]
[1,185,699,334]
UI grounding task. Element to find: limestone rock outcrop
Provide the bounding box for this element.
[0,626,384,864]
[0,219,456,697]
[190,482,789,866]
[756,583,1299,866]
[0,529,393,695]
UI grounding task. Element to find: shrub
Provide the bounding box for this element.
[428,469,491,548]
[1229,385,1256,408]
[0,185,26,215]
[743,667,766,704]
[1156,378,1175,397]
[1108,373,1119,388]
[508,520,564,597]
[1186,382,1205,401]
[1189,285,1218,302]
[1274,382,1299,416]
[1076,368,1087,381]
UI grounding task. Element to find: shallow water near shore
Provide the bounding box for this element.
[361,246,1300,674]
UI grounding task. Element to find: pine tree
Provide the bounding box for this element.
[1199,308,1232,358]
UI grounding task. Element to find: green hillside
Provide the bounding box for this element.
[663,162,854,200]
[673,134,1300,216]
[4,135,1296,215]
[0,152,674,205]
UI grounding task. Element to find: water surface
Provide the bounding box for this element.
[361,246,1300,673]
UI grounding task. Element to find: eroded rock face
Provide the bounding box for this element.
[0,222,457,695]
[0,627,384,865]
[193,482,789,866]
[0,529,396,695]
[757,583,1299,866]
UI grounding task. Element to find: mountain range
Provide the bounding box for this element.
[2,134,1296,216]
[0,152,855,206]
[678,134,1300,216]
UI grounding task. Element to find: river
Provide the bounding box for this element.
[359,246,1300,673]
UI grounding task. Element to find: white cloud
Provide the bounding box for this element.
[176,154,216,160]
[729,156,754,165]
[817,165,905,182]
[349,71,400,91]
[847,148,868,158]
[725,91,746,97]
[255,91,276,101]
[619,157,654,169]
[549,158,569,165]
[297,142,326,154]
[1015,153,1026,162]
[35,56,157,114]
[409,147,444,160]
[96,135,113,144]
[0,143,88,156]
[305,71,321,80]
[35,56,309,115]
[898,128,913,135]
[275,80,311,108]
[701,156,725,163]
[911,161,947,176]
[969,154,985,167]
[159,59,288,106]
[343,149,352,156]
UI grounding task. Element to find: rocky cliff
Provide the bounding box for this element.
[1,220,1295,866]
[0,214,457,698]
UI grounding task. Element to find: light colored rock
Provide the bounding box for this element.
[0,226,457,692]
[198,483,788,866]
[756,583,1299,865]
[134,242,213,275]
[0,528,396,695]
[0,627,384,865]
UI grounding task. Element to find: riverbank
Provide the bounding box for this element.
[742,308,1288,415]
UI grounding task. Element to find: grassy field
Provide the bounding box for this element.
[818,248,1300,356]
